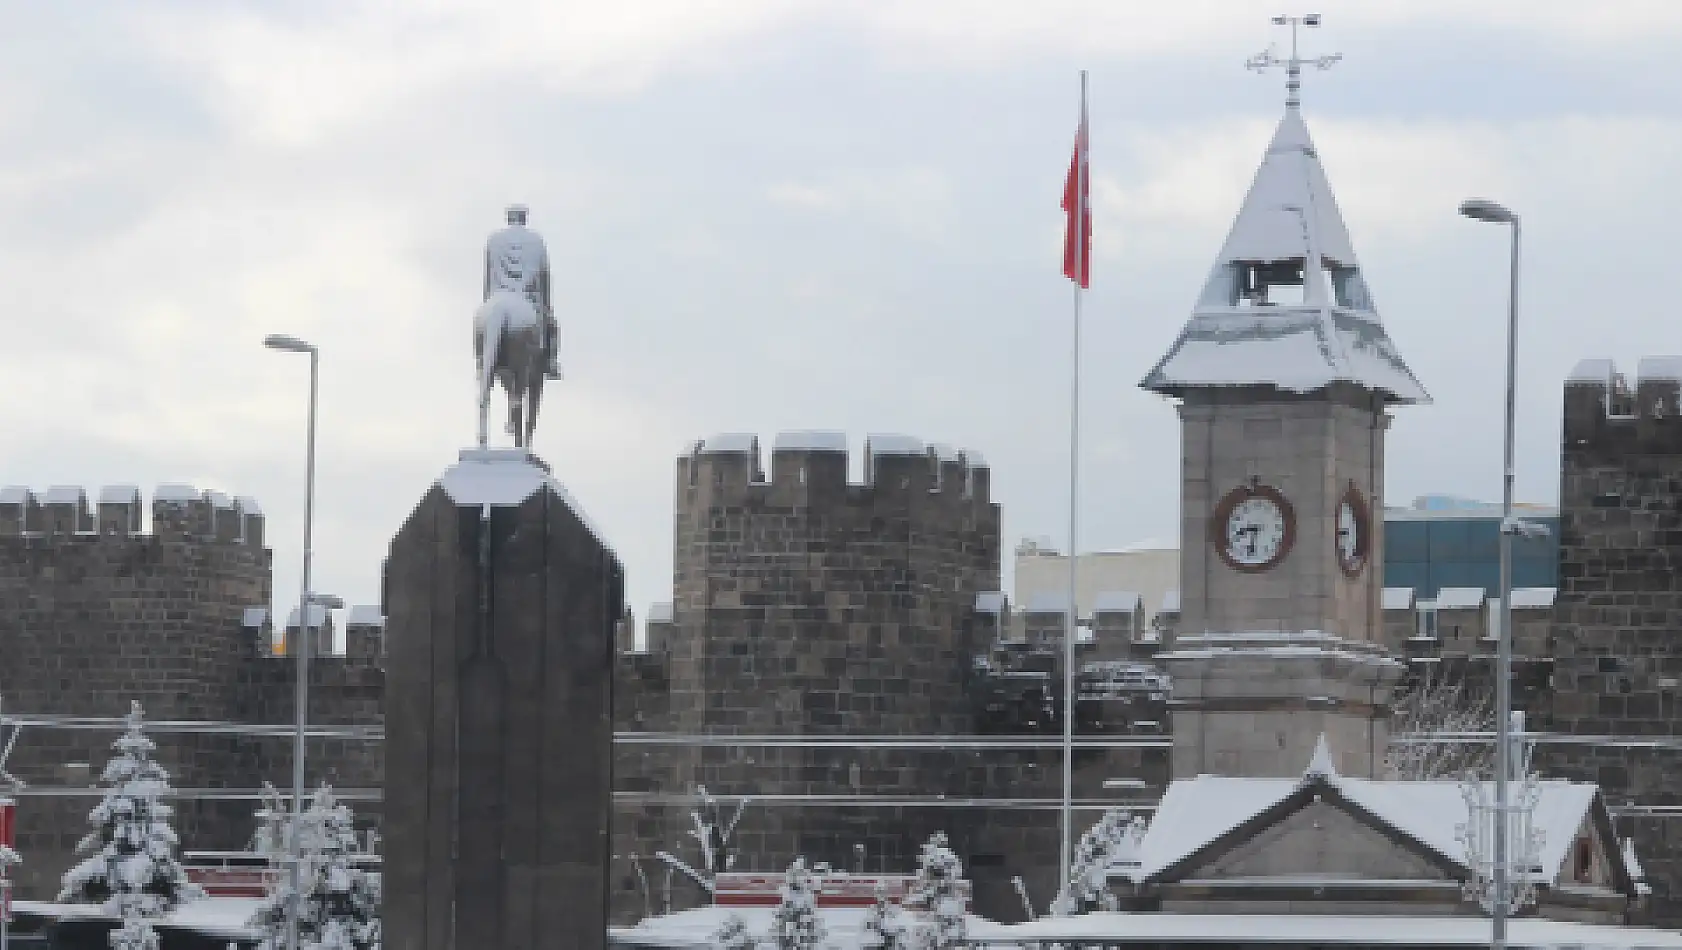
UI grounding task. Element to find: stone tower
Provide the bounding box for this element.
[613,432,1003,910]
[1542,357,1682,923]
[1140,94,1426,780]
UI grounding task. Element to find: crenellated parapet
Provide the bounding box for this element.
[677,431,993,513]
[0,484,265,545]
[1563,357,1682,454]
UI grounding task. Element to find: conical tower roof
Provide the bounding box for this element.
[1140,106,1429,404]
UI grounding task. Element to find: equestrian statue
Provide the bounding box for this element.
[475,204,563,449]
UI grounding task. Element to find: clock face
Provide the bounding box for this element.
[1335,486,1370,577]
[1211,484,1295,572]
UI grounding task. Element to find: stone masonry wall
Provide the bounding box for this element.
[0,486,384,899]
[1539,360,1682,927]
[610,434,1165,924]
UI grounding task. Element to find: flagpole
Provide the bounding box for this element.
[1060,67,1088,895]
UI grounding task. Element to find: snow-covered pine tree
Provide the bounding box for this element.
[1048,808,1142,916]
[59,701,202,916]
[767,857,825,950]
[859,882,909,950]
[250,783,381,950]
[710,911,758,950]
[906,833,966,950]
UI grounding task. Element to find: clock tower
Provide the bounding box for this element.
[1142,26,1428,780]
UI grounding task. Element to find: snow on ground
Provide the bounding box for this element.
[967,912,1682,948]
[612,905,993,950]
[15,897,261,939]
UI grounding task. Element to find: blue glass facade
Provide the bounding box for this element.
[1383,511,1559,599]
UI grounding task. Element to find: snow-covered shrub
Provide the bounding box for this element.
[768,857,825,950]
[109,907,160,950]
[59,701,202,915]
[1049,808,1145,916]
[250,784,381,950]
[711,911,758,950]
[859,882,910,950]
[250,782,290,857]
[906,833,966,950]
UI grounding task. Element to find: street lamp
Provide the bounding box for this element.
[264,333,320,950]
[1458,197,1520,950]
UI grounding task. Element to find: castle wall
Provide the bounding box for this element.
[0,486,383,899]
[1539,358,1682,927]
[610,433,1167,925]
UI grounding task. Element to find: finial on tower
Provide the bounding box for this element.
[1246,13,1342,109]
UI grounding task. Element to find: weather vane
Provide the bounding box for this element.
[1246,13,1342,109]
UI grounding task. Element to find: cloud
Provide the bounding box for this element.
[2,0,1682,624]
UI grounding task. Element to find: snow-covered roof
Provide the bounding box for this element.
[1381,587,1414,611]
[772,430,846,453]
[98,485,140,505]
[647,601,675,624]
[285,604,333,630]
[1638,356,1682,382]
[1140,108,1427,405]
[1432,586,1486,611]
[345,605,384,627]
[1127,747,1606,890]
[697,433,759,454]
[967,912,1682,948]
[234,495,263,516]
[1511,586,1558,609]
[154,483,199,503]
[1623,836,1646,881]
[1568,357,1617,384]
[974,591,1007,614]
[1160,589,1181,613]
[41,485,84,505]
[864,433,925,457]
[0,486,31,505]
[205,490,237,509]
[1092,591,1143,614]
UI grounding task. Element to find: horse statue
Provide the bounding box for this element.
[473,289,547,449]
[475,204,562,450]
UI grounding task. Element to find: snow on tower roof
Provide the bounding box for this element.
[1140,107,1428,405]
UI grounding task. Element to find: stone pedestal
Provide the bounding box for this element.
[385,449,622,950]
[1163,632,1404,780]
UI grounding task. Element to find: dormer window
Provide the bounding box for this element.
[1572,836,1594,883]
[1237,259,1306,307]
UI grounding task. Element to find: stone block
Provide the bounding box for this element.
[385,450,621,950]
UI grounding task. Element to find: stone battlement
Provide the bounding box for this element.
[678,431,991,508]
[0,484,264,545]
[1564,358,1682,451]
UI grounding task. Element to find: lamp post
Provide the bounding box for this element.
[1458,197,1520,950]
[264,333,322,950]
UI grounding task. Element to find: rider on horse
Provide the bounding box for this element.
[484,204,562,380]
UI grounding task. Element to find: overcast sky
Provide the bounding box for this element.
[3,1,1681,625]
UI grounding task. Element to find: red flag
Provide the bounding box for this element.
[1062,115,1090,288]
